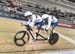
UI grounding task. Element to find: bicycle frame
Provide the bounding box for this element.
[26,27,48,41]
[14,25,59,46]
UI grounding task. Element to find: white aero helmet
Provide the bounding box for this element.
[24,11,33,16]
[42,14,49,19]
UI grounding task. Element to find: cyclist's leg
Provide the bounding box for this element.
[35,21,44,30]
[46,22,58,40]
[51,22,58,31]
[30,21,44,40]
[33,21,44,39]
[48,22,59,45]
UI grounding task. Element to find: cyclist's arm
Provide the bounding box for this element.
[47,16,52,29]
[21,19,30,26]
[26,20,31,25]
[29,15,36,27]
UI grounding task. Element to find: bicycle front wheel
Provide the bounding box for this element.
[14,31,30,46]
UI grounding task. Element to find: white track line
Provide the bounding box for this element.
[54,31,75,45]
[41,50,75,54]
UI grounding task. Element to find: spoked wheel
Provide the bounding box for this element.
[48,33,59,45]
[14,31,30,46]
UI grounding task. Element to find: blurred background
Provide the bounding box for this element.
[0,0,75,24]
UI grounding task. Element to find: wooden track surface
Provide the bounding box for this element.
[0,18,75,54]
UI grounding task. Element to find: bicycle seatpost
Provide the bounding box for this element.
[37,29,40,33]
[37,26,42,33]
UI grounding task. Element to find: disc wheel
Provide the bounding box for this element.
[48,33,59,45]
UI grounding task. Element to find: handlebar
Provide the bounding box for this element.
[25,25,30,28]
[21,23,32,31]
[25,25,33,31]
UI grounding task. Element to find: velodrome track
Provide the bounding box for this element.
[0,17,75,54]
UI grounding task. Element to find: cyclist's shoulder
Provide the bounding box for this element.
[49,15,56,18]
[32,14,36,16]
[31,14,36,18]
[32,14,41,19]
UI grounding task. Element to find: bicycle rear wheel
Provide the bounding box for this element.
[48,33,59,45]
[14,31,30,46]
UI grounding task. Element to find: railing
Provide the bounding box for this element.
[0,0,75,24]
[49,0,75,7]
[0,2,46,20]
